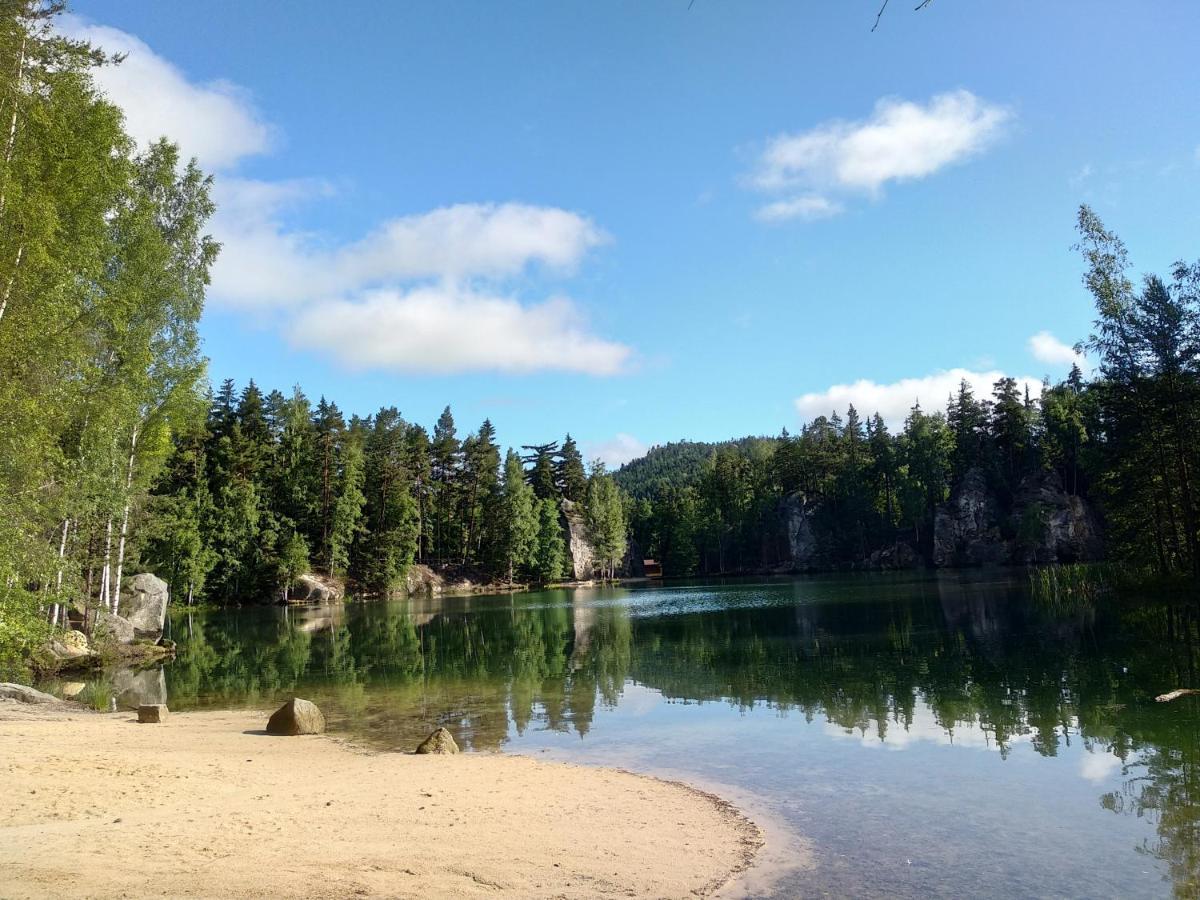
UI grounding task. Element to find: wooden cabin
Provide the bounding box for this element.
[642,559,663,578]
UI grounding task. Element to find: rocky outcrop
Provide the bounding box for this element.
[266,698,326,735]
[117,573,169,640]
[933,469,1007,567]
[933,467,1103,567]
[415,727,460,754]
[287,573,345,604]
[560,499,596,580]
[0,683,63,704]
[404,564,445,596]
[1011,471,1103,564]
[781,494,821,570]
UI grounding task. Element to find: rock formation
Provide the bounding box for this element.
[933,467,1103,567]
[94,609,136,646]
[0,683,63,704]
[932,469,1007,567]
[117,573,169,641]
[415,727,460,754]
[781,494,821,570]
[266,698,326,735]
[560,499,597,580]
[113,667,167,709]
[287,573,345,604]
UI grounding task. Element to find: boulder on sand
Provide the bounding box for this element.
[266,698,326,735]
[138,704,169,723]
[0,683,63,705]
[415,727,460,755]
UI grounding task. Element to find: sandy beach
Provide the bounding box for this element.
[0,700,761,899]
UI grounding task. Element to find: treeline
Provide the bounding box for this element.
[624,207,1200,579]
[141,389,629,605]
[0,4,214,674]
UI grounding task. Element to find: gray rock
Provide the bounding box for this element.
[1012,471,1103,564]
[0,683,63,704]
[94,609,136,645]
[112,667,167,709]
[781,494,820,569]
[933,468,1007,567]
[560,499,597,580]
[118,573,169,640]
[266,698,326,735]
[138,704,168,723]
[415,727,460,755]
[287,573,345,604]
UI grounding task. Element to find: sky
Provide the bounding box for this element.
[62,1,1200,466]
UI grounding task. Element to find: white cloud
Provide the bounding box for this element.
[209,190,608,309]
[795,367,1043,427]
[583,433,648,469]
[748,90,1011,222]
[1028,331,1086,369]
[63,19,629,376]
[754,194,843,223]
[288,286,630,376]
[59,17,271,171]
[1079,749,1123,784]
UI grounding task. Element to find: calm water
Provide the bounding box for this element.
[60,573,1200,898]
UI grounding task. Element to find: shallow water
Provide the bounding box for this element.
[58,573,1200,897]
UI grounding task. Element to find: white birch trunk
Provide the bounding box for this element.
[100,516,113,613]
[112,426,139,614]
[0,242,23,326]
[50,517,69,627]
[0,31,27,224]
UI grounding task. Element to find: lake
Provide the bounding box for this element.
[74,573,1200,898]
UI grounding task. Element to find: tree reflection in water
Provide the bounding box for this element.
[159,575,1199,897]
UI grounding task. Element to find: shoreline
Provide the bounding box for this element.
[0,699,763,899]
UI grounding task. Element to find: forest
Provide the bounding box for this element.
[2,1,1200,678]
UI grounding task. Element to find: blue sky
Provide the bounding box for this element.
[65,1,1200,465]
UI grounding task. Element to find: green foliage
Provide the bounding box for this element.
[532,498,567,584]
[585,464,626,579]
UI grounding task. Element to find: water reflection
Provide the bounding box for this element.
[57,574,1200,897]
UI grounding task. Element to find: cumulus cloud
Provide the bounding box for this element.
[209,190,608,309]
[795,367,1043,427]
[1028,331,1087,369]
[59,17,272,171]
[63,18,629,376]
[288,287,630,376]
[583,433,648,469]
[748,90,1011,221]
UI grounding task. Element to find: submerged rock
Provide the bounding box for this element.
[118,573,169,641]
[414,727,459,755]
[266,698,326,735]
[0,683,63,704]
[138,704,169,723]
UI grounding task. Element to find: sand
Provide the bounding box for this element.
[0,700,761,899]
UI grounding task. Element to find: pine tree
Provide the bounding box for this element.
[532,497,566,584]
[497,450,537,583]
[556,435,588,503]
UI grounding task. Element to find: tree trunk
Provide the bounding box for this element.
[112,426,140,613]
[100,516,113,612]
[0,242,24,326]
